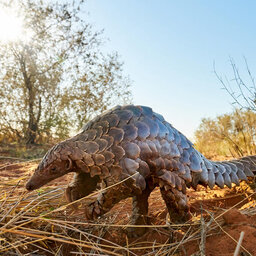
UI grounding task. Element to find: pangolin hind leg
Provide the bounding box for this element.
[126,181,155,237]
[65,172,100,209]
[160,187,191,223]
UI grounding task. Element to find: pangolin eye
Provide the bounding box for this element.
[51,167,57,172]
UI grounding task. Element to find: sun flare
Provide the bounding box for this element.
[0,9,31,43]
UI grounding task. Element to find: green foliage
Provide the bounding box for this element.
[0,143,50,159]
[0,0,132,145]
[195,109,256,159]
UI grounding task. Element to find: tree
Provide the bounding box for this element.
[195,109,256,159]
[195,58,256,159]
[214,58,256,112]
[0,0,131,145]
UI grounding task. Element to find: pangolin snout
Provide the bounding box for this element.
[26,181,35,191]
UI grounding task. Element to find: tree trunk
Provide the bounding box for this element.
[26,122,37,145]
[19,54,41,145]
[21,56,39,145]
[26,96,41,145]
[26,81,37,145]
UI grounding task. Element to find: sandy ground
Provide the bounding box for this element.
[1,158,256,256]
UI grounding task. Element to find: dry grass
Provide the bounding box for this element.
[0,158,256,255]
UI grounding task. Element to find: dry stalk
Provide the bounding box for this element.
[1,158,256,255]
[233,231,245,256]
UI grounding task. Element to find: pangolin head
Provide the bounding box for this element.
[26,141,74,191]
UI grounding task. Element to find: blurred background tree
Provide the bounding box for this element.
[195,109,256,159]
[195,58,256,159]
[0,0,131,145]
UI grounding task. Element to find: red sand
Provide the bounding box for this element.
[1,158,256,255]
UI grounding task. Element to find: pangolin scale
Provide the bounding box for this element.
[26,105,256,236]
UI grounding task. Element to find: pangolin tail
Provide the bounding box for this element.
[193,155,256,189]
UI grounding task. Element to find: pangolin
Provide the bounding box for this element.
[26,105,256,236]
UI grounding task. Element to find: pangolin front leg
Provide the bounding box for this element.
[65,172,100,209]
[85,178,135,220]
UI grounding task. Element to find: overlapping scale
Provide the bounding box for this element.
[102,151,115,162]
[90,166,101,177]
[136,159,150,177]
[155,118,168,139]
[101,114,119,127]
[83,153,94,166]
[122,142,140,159]
[123,124,138,141]
[111,145,125,161]
[237,168,248,181]
[160,139,171,156]
[189,152,202,172]
[95,138,108,152]
[123,158,140,175]
[110,165,123,177]
[134,121,150,140]
[100,166,110,179]
[93,154,105,166]
[199,163,208,183]
[95,127,103,138]
[165,124,175,141]
[115,110,133,126]
[135,173,146,190]
[86,129,97,140]
[141,106,153,118]
[173,130,181,145]
[101,135,114,149]
[75,159,90,173]
[207,169,215,189]
[230,172,240,185]
[180,150,190,165]
[169,142,180,157]
[215,172,224,188]
[82,141,99,154]
[181,165,192,182]
[123,105,142,119]
[158,170,175,188]
[153,112,165,122]
[92,120,109,133]
[179,134,190,149]
[108,127,124,144]
[223,172,232,188]
[146,140,159,157]
[137,141,152,159]
[140,116,159,138]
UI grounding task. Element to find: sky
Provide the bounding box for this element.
[83,1,256,140]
